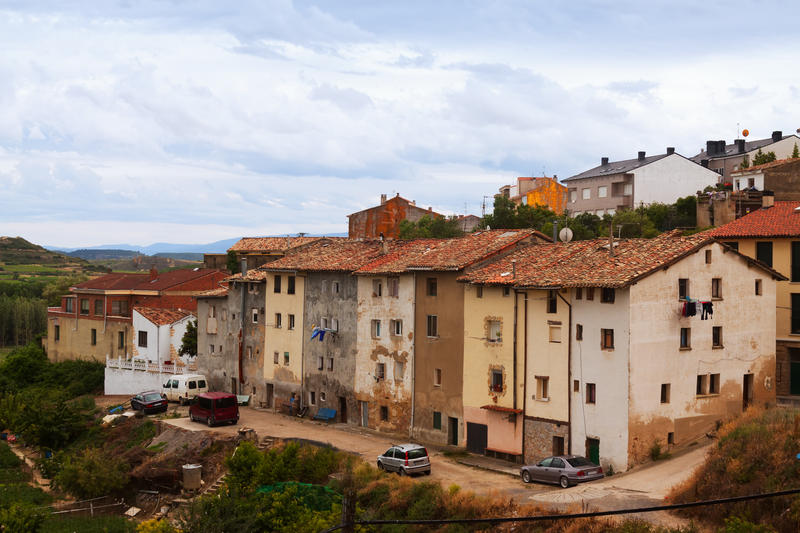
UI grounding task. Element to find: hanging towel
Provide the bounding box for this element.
[687,301,697,317]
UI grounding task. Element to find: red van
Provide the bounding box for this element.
[189,392,239,427]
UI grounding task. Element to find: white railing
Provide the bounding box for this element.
[105,355,198,374]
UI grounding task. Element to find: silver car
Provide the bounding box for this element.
[520,455,604,488]
[377,443,431,476]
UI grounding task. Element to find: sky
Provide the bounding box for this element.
[1,0,799,248]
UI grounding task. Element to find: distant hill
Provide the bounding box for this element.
[68,249,142,260]
[153,252,204,261]
[0,236,87,266]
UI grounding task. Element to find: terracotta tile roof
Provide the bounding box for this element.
[195,287,229,298]
[356,230,538,274]
[259,239,406,272]
[731,158,800,174]
[73,273,148,290]
[134,306,194,326]
[709,201,800,238]
[74,269,225,291]
[460,231,729,288]
[228,236,325,252]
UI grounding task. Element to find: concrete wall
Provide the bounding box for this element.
[355,273,415,434]
[104,367,165,395]
[47,313,130,363]
[628,242,777,465]
[264,273,305,406]
[633,154,720,205]
[304,272,359,423]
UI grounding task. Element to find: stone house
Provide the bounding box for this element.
[347,193,442,239]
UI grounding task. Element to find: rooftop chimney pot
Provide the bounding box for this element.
[380,194,387,205]
[666,147,675,155]
[736,139,746,153]
[706,140,716,155]
[772,130,782,143]
[601,157,609,166]
[717,140,726,154]
[638,151,646,161]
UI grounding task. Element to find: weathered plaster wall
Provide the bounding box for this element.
[355,273,415,434]
[196,294,238,393]
[264,274,305,406]
[628,242,777,465]
[240,283,267,400]
[131,311,193,365]
[46,314,130,363]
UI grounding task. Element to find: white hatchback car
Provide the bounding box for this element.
[377,443,431,476]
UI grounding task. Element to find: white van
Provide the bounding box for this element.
[162,374,209,404]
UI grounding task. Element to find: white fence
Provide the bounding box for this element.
[105,355,198,374]
[104,355,199,395]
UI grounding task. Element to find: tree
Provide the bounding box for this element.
[793,143,799,158]
[53,447,130,498]
[752,148,776,166]
[40,274,88,307]
[481,196,559,232]
[179,320,198,357]
[398,215,463,239]
[226,250,239,273]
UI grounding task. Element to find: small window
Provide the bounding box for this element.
[660,384,670,404]
[209,305,216,318]
[274,351,279,364]
[65,299,74,313]
[601,328,614,350]
[373,279,383,297]
[668,432,674,445]
[332,281,340,294]
[388,277,399,297]
[502,287,511,297]
[427,315,438,337]
[138,331,148,348]
[569,189,577,203]
[678,278,689,300]
[576,324,583,341]
[320,392,326,402]
[275,313,282,328]
[371,319,382,338]
[391,319,403,336]
[380,405,389,421]
[54,325,60,341]
[487,320,502,342]
[476,286,483,298]
[756,242,773,267]
[586,287,594,301]
[696,374,708,395]
[331,318,339,331]
[188,380,197,390]
[210,344,215,354]
[491,370,503,392]
[80,298,89,315]
[434,368,442,387]
[273,275,282,293]
[575,287,582,300]
[318,357,324,371]
[118,331,125,349]
[586,383,596,404]
[705,250,712,264]
[582,188,591,200]
[709,373,720,394]
[601,288,615,303]
[598,185,607,198]
[433,411,442,430]
[792,242,800,282]
[755,279,762,296]
[711,278,722,299]
[376,362,385,381]
[287,276,296,295]
[328,358,334,371]
[284,352,290,365]
[712,326,723,348]
[321,317,329,329]
[252,308,259,323]
[793,294,800,334]
[535,376,549,400]
[549,325,561,343]
[547,290,558,313]
[573,379,579,392]
[91,328,97,346]
[310,391,316,405]
[680,328,691,349]
[288,314,295,330]
[427,277,437,296]
[94,299,103,315]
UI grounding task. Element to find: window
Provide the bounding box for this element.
[547,290,557,313]
[680,327,691,349]
[388,277,399,297]
[586,383,596,404]
[331,318,338,331]
[252,308,259,323]
[792,294,800,334]
[575,287,582,300]
[321,317,329,329]
[318,356,324,371]
[371,319,381,338]
[111,300,129,316]
[576,324,583,341]
[491,370,503,392]
[275,313,282,328]
[792,242,800,282]
[373,279,382,297]
[247,346,253,359]
[502,287,511,297]
[709,373,720,394]
[376,362,385,381]
[755,279,762,296]
[712,326,723,348]
[380,405,389,421]
[274,351,279,364]
[549,325,561,343]
[601,328,614,350]
[724,241,739,251]
[332,281,340,294]
[287,276,295,294]
[535,376,549,400]
[394,360,404,380]
[573,379,579,392]
[288,314,295,330]
[711,278,722,299]
[54,324,60,341]
[487,320,502,342]
[434,368,442,386]
[660,384,670,404]
[427,277,437,296]
[210,344,215,354]
[65,298,74,313]
[598,185,608,198]
[328,358,334,371]
[80,298,89,315]
[601,288,615,303]
[273,275,282,293]
[623,183,632,196]
[391,319,403,336]
[320,392,326,402]
[756,242,773,267]
[569,189,577,203]
[310,391,316,405]
[427,315,438,337]
[586,287,594,301]
[678,278,689,300]
[209,305,216,318]
[138,331,148,348]
[94,299,103,315]
[284,352,290,365]
[668,432,674,445]
[433,411,442,430]
[582,188,591,200]
[118,331,125,349]
[705,250,712,264]
[476,285,483,298]
[696,374,708,395]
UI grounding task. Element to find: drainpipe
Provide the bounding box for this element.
[409,272,417,440]
[557,290,572,454]
[103,295,108,333]
[520,290,528,462]
[512,287,518,412]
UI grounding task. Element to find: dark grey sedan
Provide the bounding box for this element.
[520,455,604,488]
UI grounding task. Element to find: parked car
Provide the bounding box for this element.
[161,374,208,405]
[377,443,431,476]
[189,392,239,427]
[130,390,168,414]
[520,455,603,488]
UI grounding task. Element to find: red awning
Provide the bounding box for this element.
[480,405,522,414]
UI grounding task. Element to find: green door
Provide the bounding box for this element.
[586,438,600,465]
[790,361,800,395]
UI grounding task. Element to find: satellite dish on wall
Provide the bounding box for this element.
[559,227,574,243]
[742,129,749,137]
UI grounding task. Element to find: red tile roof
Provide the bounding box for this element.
[195,287,229,298]
[709,201,800,238]
[135,306,193,326]
[228,236,325,252]
[356,230,539,274]
[459,231,770,288]
[259,239,407,272]
[74,269,225,291]
[731,157,800,174]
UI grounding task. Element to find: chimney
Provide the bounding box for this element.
[706,140,716,155]
[701,159,709,168]
[511,259,516,278]
[772,130,782,143]
[380,194,387,205]
[717,140,726,154]
[149,267,158,281]
[601,157,609,166]
[638,151,646,161]
[762,190,775,208]
[240,259,247,276]
[666,147,675,155]
[736,139,746,153]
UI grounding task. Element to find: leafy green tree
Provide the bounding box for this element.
[53,447,130,498]
[179,320,198,357]
[40,274,88,307]
[793,143,799,158]
[482,196,559,232]
[226,250,239,273]
[0,502,46,533]
[740,156,749,169]
[751,148,777,166]
[398,215,464,239]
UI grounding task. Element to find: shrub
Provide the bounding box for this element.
[137,519,179,533]
[53,447,129,499]
[0,502,46,533]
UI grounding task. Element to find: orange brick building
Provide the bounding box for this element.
[348,194,442,239]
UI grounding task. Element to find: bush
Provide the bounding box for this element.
[0,502,46,533]
[53,447,130,499]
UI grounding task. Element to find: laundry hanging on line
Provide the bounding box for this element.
[680,298,713,319]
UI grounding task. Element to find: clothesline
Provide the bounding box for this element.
[680,299,714,320]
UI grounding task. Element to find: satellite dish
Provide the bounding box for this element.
[742,129,749,137]
[559,227,574,243]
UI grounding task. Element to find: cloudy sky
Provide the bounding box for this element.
[1,1,799,248]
